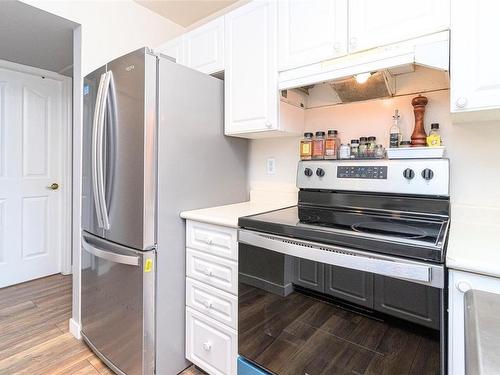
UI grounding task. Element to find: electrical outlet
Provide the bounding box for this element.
[266,158,276,175]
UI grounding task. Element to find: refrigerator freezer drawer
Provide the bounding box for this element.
[81,232,155,375]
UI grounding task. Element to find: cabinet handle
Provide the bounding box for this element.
[456,97,468,109]
[333,42,342,52]
[350,37,358,50]
[457,281,471,293]
[202,268,213,277]
[265,121,273,129]
[203,300,213,309]
[202,342,212,351]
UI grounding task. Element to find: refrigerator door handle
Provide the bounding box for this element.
[82,236,140,266]
[96,71,112,230]
[91,73,106,228]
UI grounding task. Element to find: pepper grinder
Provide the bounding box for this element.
[411,95,428,147]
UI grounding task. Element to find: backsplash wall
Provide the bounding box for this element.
[248,90,500,208]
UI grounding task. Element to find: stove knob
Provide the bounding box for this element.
[316,168,325,177]
[422,168,434,181]
[304,168,313,177]
[403,168,415,180]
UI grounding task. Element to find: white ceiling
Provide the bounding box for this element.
[0,1,76,76]
[135,0,239,27]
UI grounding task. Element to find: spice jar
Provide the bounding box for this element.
[339,144,351,159]
[400,140,411,147]
[375,144,385,158]
[312,131,326,159]
[367,136,377,157]
[300,132,313,160]
[359,137,368,158]
[350,139,360,158]
[427,123,442,147]
[324,130,339,159]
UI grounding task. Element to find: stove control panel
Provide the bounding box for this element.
[337,166,387,179]
[297,159,449,196]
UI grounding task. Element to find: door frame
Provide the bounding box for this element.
[0,58,73,275]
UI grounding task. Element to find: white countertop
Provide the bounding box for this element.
[180,200,294,228]
[447,205,500,278]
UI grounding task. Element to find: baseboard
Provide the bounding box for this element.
[69,318,81,340]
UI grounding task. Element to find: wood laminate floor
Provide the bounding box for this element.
[0,274,204,375]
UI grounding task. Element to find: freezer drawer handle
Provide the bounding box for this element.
[82,237,139,266]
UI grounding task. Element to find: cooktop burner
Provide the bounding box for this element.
[350,221,429,239]
[238,205,449,263]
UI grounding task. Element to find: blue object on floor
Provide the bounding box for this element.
[237,356,270,375]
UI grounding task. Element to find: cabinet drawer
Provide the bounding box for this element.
[186,307,237,375]
[187,221,238,260]
[187,277,238,329]
[186,248,238,295]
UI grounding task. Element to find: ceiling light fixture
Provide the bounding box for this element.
[354,72,372,84]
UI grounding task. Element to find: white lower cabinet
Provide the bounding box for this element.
[186,277,238,330]
[186,307,237,375]
[185,220,238,375]
[449,269,500,375]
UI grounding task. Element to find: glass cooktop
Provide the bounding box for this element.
[238,206,449,262]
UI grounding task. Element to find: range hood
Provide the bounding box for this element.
[279,31,450,107]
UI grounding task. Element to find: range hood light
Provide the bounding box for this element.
[354,72,372,84]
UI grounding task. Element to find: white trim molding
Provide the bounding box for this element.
[69,317,82,340]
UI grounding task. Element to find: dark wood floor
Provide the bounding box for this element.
[239,283,440,375]
[0,274,204,375]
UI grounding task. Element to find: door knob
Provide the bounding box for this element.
[48,183,59,190]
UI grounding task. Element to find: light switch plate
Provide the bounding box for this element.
[266,158,276,175]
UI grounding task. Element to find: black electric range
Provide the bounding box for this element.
[237,159,451,375]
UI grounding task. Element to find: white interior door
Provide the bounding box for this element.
[0,67,64,288]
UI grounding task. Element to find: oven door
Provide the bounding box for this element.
[238,230,446,375]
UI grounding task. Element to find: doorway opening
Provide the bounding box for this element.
[0,2,77,289]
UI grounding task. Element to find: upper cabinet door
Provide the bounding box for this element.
[156,36,185,65]
[348,0,450,53]
[451,0,500,115]
[278,0,348,71]
[184,17,225,74]
[225,1,278,135]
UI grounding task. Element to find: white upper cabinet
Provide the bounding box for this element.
[278,0,348,71]
[451,0,500,119]
[156,36,185,65]
[184,17,225,74]
[224,1,279,136]
[348,0,450,53]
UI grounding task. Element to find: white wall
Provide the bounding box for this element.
[22,0,185,75]
[249,90,500,209]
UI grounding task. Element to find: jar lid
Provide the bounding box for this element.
[360,137,367,141]
[400,140,411,146]
[304,132,313,138]
[328,129,338,135]
[431,123,440,129]
[316,131,325,136]
[351,139,359,144]
[368,136,376,140]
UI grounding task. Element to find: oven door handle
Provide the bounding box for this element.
[238,230,443,288]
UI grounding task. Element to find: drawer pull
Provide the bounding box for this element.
[202,342,212,351]
[203,300,213,309]
[202,268,213,277]
[205,238,214,245]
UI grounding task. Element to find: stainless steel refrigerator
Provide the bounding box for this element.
[81,48,248,375]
